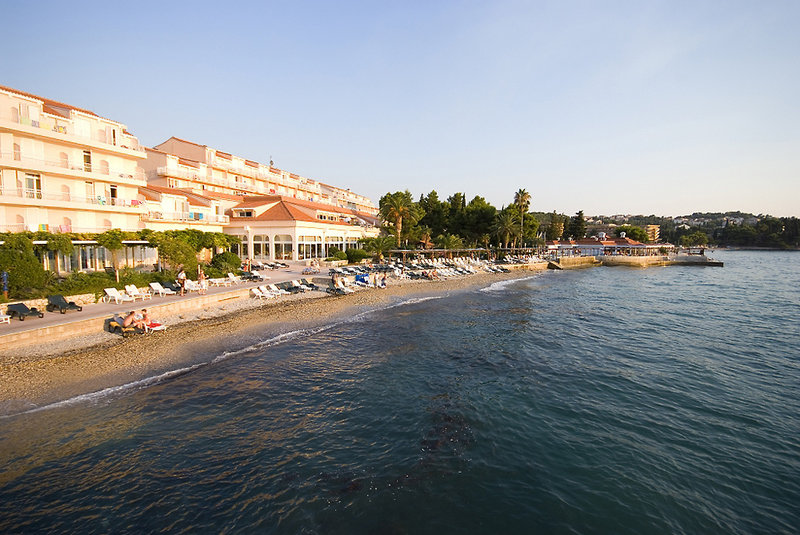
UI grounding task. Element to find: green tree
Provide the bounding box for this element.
[418,191,450,237]
[462,196,497,245]
[564,211,586,240]
[615,225,649,243]
[379,190,423,247]
[158,237,198,272]
[514,188,531,245]
[680,231,709,246]
[493,210,518,248]
[95,229,126,282]
[435,233,464,251]
[361,236,396,261]
[546,212,565,241]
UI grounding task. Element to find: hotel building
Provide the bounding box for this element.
[141,137,380,262]
[0,85,146,234]
[0,86,381,271]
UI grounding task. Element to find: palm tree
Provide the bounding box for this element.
[493,211,518,249]
[514,188,531,247]
[361,236,396,262]
[379,191,422,247]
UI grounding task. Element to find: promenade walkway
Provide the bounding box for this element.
[0,264,325,351]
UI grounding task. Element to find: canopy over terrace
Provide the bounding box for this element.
[0,239,156,273]
[385,247,545,262]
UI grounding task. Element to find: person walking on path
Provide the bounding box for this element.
[198,269,208,295]
[177,267,187,296]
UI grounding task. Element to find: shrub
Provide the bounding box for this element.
[333,250,348,261]
[0,249,50,299]
[345,248,369,263]
[211,251,241,272]
[328,246,341,256]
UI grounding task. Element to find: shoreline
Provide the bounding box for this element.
[0,270,537,416]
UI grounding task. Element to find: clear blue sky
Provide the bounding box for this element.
[5,0,799,217]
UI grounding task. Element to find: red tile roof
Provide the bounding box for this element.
[140,184,187,197]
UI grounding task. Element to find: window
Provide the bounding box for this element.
[59,152,69,168]
[85,181,95,203]
[274,235,293,260]
[109,185,118,205]
[24,173,42,199]
[83,150,92,172]
[237,210,253,218]
[99,160,109,175]
[13,143,21,161]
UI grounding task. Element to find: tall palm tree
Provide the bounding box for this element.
[514,188,531,247]
[380,191,421,247]
[493,211,518,249]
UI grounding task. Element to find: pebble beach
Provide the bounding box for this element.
[0,270,531,414]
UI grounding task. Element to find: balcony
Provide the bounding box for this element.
[0,152,146,183]
[0,114,146,158]
[0,186,144,210]
[141,211,229,224]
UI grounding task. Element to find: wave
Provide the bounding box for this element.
[479,275,540,293]
[4,294,446,417]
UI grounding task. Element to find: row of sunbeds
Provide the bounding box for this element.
[251,280,320,299]
[2,294,83,323]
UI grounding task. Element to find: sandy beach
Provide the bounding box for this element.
[0,270,537,415]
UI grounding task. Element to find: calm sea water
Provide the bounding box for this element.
[1,250,798,534]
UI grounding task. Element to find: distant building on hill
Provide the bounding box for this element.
[645,224,660,242]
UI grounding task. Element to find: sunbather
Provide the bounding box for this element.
[122,310,146,330]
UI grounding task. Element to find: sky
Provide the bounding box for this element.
[4,0,799,217]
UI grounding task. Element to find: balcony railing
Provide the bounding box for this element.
[141,211,229,224]
[0,152,146,181]
[0,186,143,208]
[2,113,144,152]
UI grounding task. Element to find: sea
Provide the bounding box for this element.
[0,250,798,534]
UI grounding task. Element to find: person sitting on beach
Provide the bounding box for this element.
[380,274,387,288]
[122,310,146,330]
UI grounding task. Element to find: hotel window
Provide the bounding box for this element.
[274,235,293,260]
[59,152,69,168]
[13,143,21,161]
[24,173,42,199]
[85,181,95,203]
[109,185,118,205]
[99,160,110,175]
[83,150,92,172]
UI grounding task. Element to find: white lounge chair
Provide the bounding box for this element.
[209,277,231,287]
[251,270,270,281]
[336,279,355,294]
[251,287,275,299]
[149,282,176,296]
[258,285,281,297]
[267,283,290,295]
[290,280,311,292]
[227,272,242,284]
[184,279,201,292]
[0,314,10,325]
[125,284,152,301]
[104,287,135,304]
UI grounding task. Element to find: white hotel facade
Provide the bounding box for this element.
[0,85,380,272]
